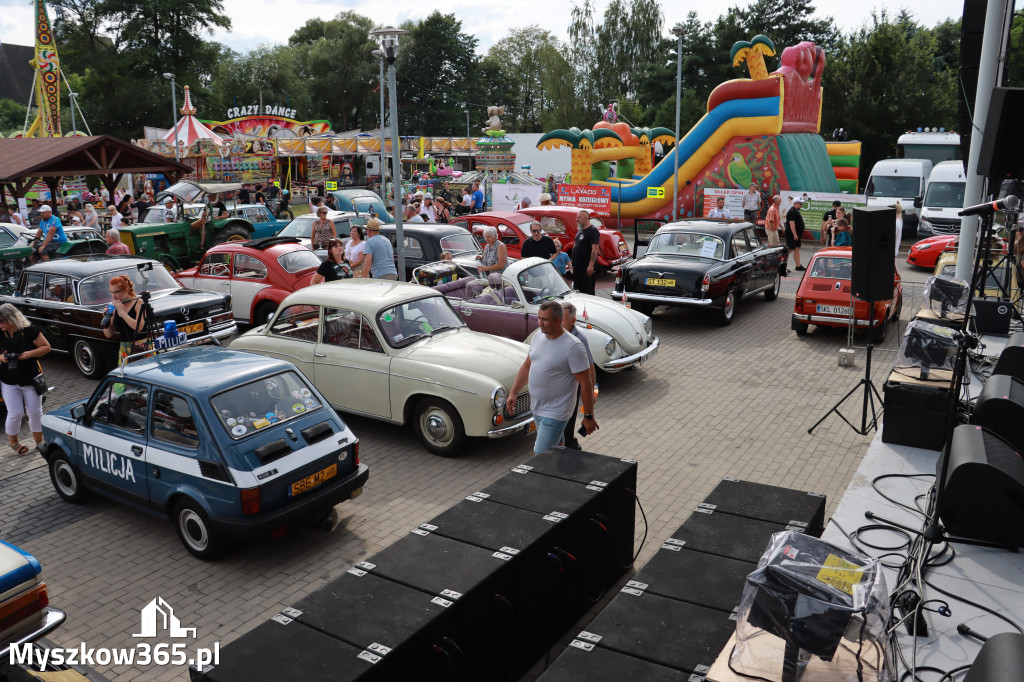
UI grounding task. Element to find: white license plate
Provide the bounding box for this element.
[817,305,852,316]
[640,345,658,365]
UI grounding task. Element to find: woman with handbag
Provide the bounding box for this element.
[102,274,153,364]
[0,303,51,454]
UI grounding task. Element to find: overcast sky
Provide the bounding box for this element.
[1,0,972,59]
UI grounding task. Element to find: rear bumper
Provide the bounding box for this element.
[792,313,881,328]
[603,336,660,370]
[210,463,369,538]
[610,290,715,307]
[0,606,67,660]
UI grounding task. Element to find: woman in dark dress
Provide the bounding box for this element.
[0,303,51,454]
[310,239,351,285]
[102,275,152,364]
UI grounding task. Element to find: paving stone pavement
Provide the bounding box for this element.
[0,243,935,680]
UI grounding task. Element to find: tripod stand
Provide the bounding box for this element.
[808,340,883,436]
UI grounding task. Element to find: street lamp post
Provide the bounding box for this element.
[464,109,470,141]
[162,73,179,161]
[372,49,387,194]
[671,24,684,222]
[371,26,409,281]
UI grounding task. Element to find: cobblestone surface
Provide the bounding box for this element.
[0,243,933,680]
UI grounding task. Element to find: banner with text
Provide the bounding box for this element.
[557,184,612,216]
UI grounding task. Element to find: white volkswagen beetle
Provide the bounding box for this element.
[230,280,534,456]
[434,258,659,372]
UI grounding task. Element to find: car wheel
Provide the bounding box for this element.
[793,319,809,336]
[764,269,781,301]
[173,498,224,560]
[253,301,278,325]
[870,319,886,344]
[210,224,251,247]
[715,290,737,326]
[73,338,110,379]
[414,398,466,457]
[892,296,903,322]
[50,452,88,503]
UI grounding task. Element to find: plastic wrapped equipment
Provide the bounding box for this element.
[731,531,891,682]
[896,320,958,376]
[414,261,460,287]
[925,274,969,316]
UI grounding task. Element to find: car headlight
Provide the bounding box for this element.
[916,242,932,250]
[604,336,617,355]
[643,316,653,335]
[491,386,507,411]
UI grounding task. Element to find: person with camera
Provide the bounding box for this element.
[0,303,51,454]
[102,275,152,364]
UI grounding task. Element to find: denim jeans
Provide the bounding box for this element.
[533,415,568,454]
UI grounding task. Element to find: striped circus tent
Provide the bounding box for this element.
[162,85,225,149]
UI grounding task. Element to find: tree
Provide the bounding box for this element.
[0,99,29,136]
[486,26,564,132]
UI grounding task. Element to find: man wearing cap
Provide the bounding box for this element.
[162,198,177,223]
[361,218,398,280]
[538,193,553,206]
[105,229,131,255]
[31,205,67,262]
[422,194,436,222]
[518,196,533,211]
[786,197,806,271]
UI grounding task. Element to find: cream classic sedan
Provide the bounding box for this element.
[230,280,534,456]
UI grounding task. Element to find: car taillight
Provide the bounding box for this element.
[0,583,49,633]
[354,441,360,466]
[701,273,710,293]
[240,487,261,515]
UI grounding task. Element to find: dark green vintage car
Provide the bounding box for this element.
[117,181,256,271]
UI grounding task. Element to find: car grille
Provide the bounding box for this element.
[930,221,961,234]
[504,392,531,419]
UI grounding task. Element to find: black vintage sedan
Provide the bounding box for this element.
[0,257,236,378]
[610,221,786,325]
[378,223,493,280]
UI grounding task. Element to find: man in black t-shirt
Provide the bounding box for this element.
[786,197,806,271]
[521,221,558,261]
[238,186,251,204]
[208,194,228,220]
[571,210,601,295]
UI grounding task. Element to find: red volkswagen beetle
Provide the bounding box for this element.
[791,247,902,342]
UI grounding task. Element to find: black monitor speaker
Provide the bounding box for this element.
[937,424,1024,547]
[851,206,896,302]
[963,633,1024,682]
[994,332,1024,381]
[977,88,1024,182]
[971,374,1024,453]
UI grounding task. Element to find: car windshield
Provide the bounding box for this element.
[278,249,321,273]
[646,232,725,259]
[278,217,313,238]
[924,182,966,208]
[210,371,321,440]
[517,261,572,301]
[79,264,180,305]
[352,198,391,219]
[868,176,920,197]
[809,256,853,280]
[377,295,465,348]
[439,232,480,254]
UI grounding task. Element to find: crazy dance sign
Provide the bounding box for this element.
[556,184,612,217]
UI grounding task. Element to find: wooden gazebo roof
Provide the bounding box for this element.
[0,135,192,200]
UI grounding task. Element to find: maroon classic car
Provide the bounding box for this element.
[518,206,631,270]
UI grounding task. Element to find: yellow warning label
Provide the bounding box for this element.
[326,181,338,191]
[647,187,665,198]
[816,553,865,596]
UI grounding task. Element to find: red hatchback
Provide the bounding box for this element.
[175,236,321,325]
[791,247,902,342]
[519,206,631,270]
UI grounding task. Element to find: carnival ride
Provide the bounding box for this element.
[538,36,842,223]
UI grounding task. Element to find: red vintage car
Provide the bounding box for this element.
[518,206,631,269]
[906,234,957,269]
[175,236,321,324]
[791,246,902,342]
[452,208,630,271]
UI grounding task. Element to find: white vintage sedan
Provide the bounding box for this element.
[230,280,534,456]
[435,258,659,372]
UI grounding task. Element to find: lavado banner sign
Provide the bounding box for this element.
[225,105,298,120]
[556,184,612,216]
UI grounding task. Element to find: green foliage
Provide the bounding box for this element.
[0,99,29,136]
[485,26,565,132]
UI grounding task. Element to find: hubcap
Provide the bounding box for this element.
[54,461,76,495]
[425,412,450,442]
[179,510,208,550]
[75,342,95,374]
[724,294,734,317]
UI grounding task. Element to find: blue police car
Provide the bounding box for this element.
[40,345,369,559]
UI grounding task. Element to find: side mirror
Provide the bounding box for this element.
[70,403,87,420]
[914,196,923,209]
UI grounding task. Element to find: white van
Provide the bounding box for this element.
[917,161,967,238]
[865,158,933,236]
[897,131,961,166]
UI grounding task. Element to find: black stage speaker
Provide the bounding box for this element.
[973,299,1012,334]
[938,424,1024,547]
[537,638,688,681]
[673,507,799,563]
[578,586,735,675]
[971,374,1024,453]
[963,632,1024,682]
[994,332,1024,381]
[958,0,986,165]
[632,542,754,613]
[354,530,517,681]
[700,478,826,537]
[851,206,896,302]
[977,88,1024,181]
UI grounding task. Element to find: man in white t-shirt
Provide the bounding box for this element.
[421,194,437,222]
[707,196,732,219]
[507,300,598,453]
